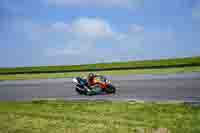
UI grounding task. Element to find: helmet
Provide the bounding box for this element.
[88,73,95,80]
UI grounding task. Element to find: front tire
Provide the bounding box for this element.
[75,85,87,95]
[105,84,116,94]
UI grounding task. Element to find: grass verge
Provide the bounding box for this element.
[1,56,200,74]
[0,66,200,81]
[0,100,200,133]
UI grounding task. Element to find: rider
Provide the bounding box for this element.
[86,73,104,94]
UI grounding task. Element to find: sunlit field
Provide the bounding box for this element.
[0,101,199,133]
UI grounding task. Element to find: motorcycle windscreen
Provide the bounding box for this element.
[72,78,78,83]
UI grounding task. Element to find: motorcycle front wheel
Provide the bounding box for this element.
[75,85,87,95]
[105,84,116,94]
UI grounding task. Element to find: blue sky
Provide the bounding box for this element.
[0,0,199,67]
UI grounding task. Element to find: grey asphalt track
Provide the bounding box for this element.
[0,73,200,102]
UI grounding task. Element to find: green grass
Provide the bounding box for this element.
[1,56,200,74]
[0,66,200,81]
[0,100,200,133]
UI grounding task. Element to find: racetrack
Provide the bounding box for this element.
[0,73,200,102]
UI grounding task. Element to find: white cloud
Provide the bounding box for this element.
[32,18,115,40]
[192,6,200,21]
[70,18,114,39]
[51,22,69,32]
[45,0,143,9]
[15,17,177,65]
[41,19,146,57]
[1,16,180,67]
[41,19,146,56]
[45,48,80,56]
[45,40,93,56]
[192,1,200,21]
[129,24,144,33]
[25,17,117,56]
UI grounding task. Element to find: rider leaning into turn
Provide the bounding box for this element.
[86,73,104,93]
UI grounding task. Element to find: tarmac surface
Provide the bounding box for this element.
[0,73,200,102]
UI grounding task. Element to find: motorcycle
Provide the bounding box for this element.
[72,75,116,95]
